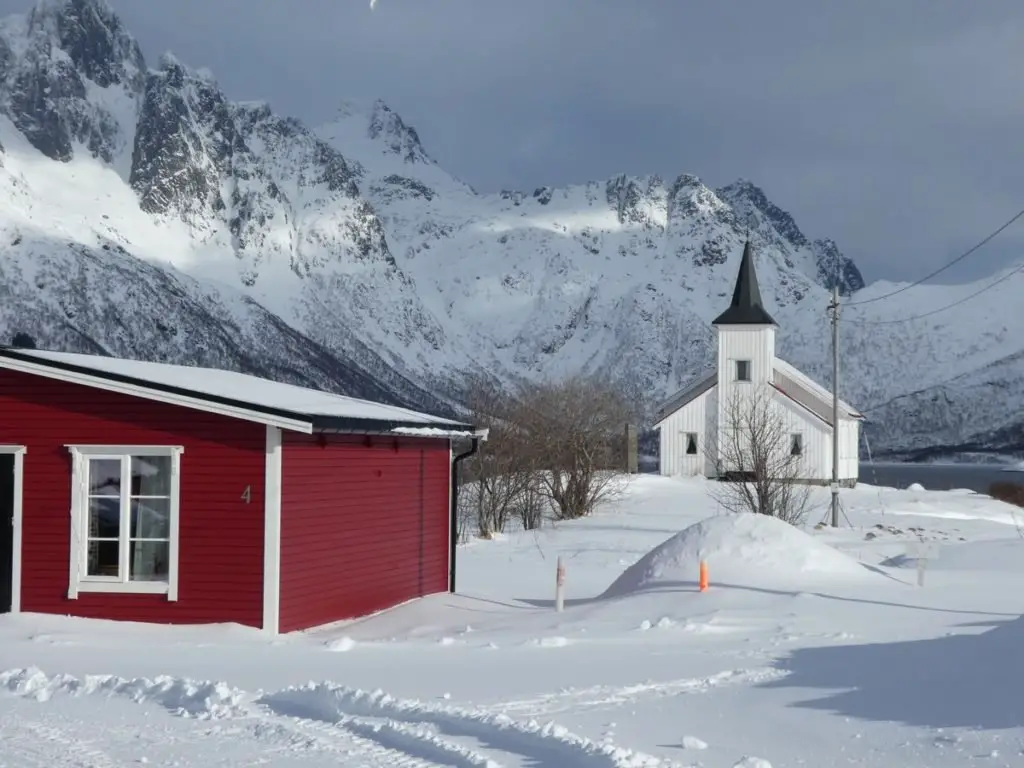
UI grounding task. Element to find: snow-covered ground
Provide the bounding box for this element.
[3,475,1024,766]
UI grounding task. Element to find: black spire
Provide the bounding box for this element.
[711,240,777,326]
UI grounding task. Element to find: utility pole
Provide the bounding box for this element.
[829,285,840,528]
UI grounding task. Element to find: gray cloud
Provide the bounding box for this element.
[3,0,1023,285]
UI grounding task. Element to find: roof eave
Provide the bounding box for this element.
[311,416,479,436]
[0,348,315,433]
[711,310,779,327]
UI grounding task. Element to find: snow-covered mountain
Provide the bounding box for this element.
[0,0,1021,457]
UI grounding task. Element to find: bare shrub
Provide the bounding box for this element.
[509,375,635,521]
[989,481,1024,508]
[705,385,812,525]
[457,374,634,535]
[461,376,545,538]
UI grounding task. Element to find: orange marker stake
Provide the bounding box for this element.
[699,560,709,592]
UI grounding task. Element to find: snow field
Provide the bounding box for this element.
[2,474,1024,765]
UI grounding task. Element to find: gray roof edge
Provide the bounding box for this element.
[654,369,718,424]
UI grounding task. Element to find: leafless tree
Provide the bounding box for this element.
[457,373,635,536]
[509,374,635,520]
[705,385,812,525]
[460,376,546,537]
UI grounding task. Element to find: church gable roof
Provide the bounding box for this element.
[773,358,864,425]
[653,369,717,425]
[654,360,864,429]
[712,240,778,327]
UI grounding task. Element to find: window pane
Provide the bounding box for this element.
[88,497,121,538]
[131,455,172,497]
[88,459,122,496]
[87,540,120,577]
[130,540,169,581]
[131,498,170,539]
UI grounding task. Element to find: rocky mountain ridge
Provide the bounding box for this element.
[0,0,1021,458]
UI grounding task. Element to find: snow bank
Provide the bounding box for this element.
[0,667,247,719]
[602,513,880,597]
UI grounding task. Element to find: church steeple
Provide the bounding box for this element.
[711,240,777,326]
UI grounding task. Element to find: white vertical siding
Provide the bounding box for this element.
[838,419,860,482]
[716,326,776,473]
[704,386,718,476]
[774,394,831,480]
[658,386,716,477]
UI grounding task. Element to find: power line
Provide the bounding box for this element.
[845,206,1024,307]
[844,259,1024,326]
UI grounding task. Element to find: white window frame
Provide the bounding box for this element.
[684,432,698,455]
[790,433,803,456]
[66,445,183,600]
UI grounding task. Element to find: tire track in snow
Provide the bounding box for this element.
[0,717,122,768]
[258,683,671,767]
[244,715,489,767]
[1,667,678,767]
[490,667,789,717]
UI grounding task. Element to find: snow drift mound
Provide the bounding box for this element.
[602,513,881,598]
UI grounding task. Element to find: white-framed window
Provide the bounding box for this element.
[685,433,698,455]
[735,360,751,382]
[790,433,803,456]
[66,445,183,600]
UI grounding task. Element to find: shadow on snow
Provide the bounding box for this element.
[761,615,1024,730]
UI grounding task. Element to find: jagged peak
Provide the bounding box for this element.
[157,49,182,71]
[193,66,217,84]
[673,172,704,188]
[717,178,809,248]
[151,50,222,93]
[30,0,114,20]
[24,0,144,88]
[367,98,432,164]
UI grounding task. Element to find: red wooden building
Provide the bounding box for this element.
[0,347,483,634]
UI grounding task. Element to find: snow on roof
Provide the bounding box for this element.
[3,349,472,432]
[773,357,862,417]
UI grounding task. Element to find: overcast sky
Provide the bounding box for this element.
[11,0,1024,285]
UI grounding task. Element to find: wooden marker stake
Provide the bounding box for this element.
[555,556,565,612]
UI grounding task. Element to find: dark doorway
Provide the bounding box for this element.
[0,454,14,614]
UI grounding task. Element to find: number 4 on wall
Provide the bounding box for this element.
[241,485,251,504]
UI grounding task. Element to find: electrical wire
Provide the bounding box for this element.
[845,206,1024,307]
[843,259,1024,326]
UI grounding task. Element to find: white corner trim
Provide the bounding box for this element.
[0,446,26,614]
[262,425,283,636]
[0,355,313,434]
[68,450,83,600]
[446,440,453,591]
[65,445,183,601]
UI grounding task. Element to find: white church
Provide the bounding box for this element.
[655,241,863,485]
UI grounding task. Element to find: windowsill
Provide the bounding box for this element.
[76,580,170,595]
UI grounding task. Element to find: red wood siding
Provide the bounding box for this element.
[0,368,266,627]
[279,433,450,633]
